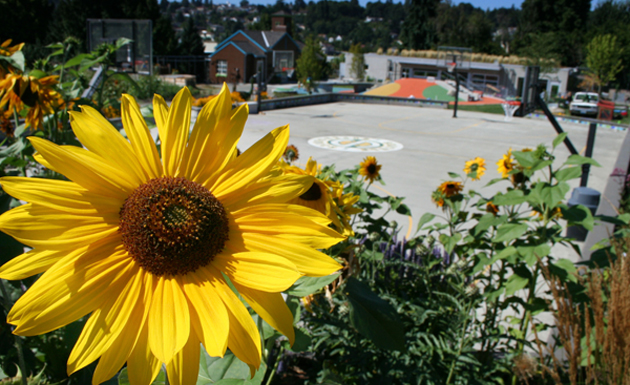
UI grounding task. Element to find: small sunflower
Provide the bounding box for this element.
[438,181,463,198]
[431,190,445,208]
[0,40,24,76]
[281,157,348,235]
[464,157,486,180]
[283,144,299,163]
[359,156,381,184]
[0,84,343,384]
[329,180,361,236]
[0,73,63,130]
[486,201,499,216]
[496,149,515,178]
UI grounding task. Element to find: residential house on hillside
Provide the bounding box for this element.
[209,15,302,84]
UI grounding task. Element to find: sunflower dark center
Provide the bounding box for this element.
[367,164,377,174]
[300,182,322,201]
[119,176,229,277]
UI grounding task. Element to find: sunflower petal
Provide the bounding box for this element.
[128,321,162,385]
[8,240,132,336]
[211,125,289,198]
[166,332,201,385]
[234,284,295,345]
[153,93,169,148]
[0,248,82,280]
[182,271,229,357]
[121,94,163,179]
[0,203,118,250]
[0,177,121,215]
[220,174,314,210]
[161,87,191,176]
[148,277,191,364]
[179,83,233,181]
[238,233,341,277]
[70,106,146,185]
[213,252,300,292]
[232,210,345,249]
[29,137,132,199]
[211,270,261,374]
[91,276,150,385]
[195,103,248,187]
[67,264,142,374]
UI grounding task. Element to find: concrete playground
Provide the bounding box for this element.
[236,102,629,261]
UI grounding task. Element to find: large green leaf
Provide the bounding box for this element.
[554,167,582,182]
[540,182,570,208]
[286,273,340,297]
[344,277,406,351]
[197,349,266,385]
[561,204,594,230]
[564,154,601,167]
[489,246,517,264]
[552,132,568,149]
[439,233,462,254]
[505,274,529,296]
[491,190,527,206]
[416,212,435,230]
[492,223,528,243]
[517,244,551,266]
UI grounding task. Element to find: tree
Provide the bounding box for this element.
[400,0,439,50]
[178,18,204,55]
[585,34,624,94]
[296,36,325,93]
[153,14,179,55]
[349,43,365,81]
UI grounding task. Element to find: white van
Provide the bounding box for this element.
[569,92,599,117]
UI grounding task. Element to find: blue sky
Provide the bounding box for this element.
[242,0,525,9]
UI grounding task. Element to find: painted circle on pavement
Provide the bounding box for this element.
[308,136,403,152]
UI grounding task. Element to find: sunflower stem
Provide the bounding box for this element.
[0,279,28,385]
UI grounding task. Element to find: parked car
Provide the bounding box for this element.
[569,92,599,117]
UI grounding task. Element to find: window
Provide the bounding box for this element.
[217,60,228,76]
[273,51,294,71]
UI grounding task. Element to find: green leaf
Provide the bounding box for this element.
[505,274,529,296]
[286,273,340,297]
[554,167,582,182]
[473,213,506,236]
[512,151,536,168]
[561,204,594,230]
[64,53,90,68]
[553,132,568,149]
[517,244,551,266]
[344,277,406,351]
[540,183,570,208]
[489,246,517,264]
[439,233,462,254]
[596,213,630,225]
[416,213,435,230]
[395,203,411,215]
[448,172,461,179]
[491,190,527,206]
[197,348,266,385]
[564,154,601,167]
[492,223,528,243]
[288,328,312,352]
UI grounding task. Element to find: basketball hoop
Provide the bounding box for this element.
[501,100,521,121]
[446,62,456,73]
[282,67,295,78]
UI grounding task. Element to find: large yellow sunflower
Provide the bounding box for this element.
[496,149,515,178]
[359,156,381,184]
[0,84,343,384]
[463,157,485,180]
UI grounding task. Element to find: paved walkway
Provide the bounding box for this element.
[238,102,627,260]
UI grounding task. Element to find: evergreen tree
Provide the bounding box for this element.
[153,15,179,55]
[585,34,624,93]
[349,43,365,81]
[400,0,439,50]
[296,36,325,92]
[178,18,205,55]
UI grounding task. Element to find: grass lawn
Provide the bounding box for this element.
[447,104,504,114]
